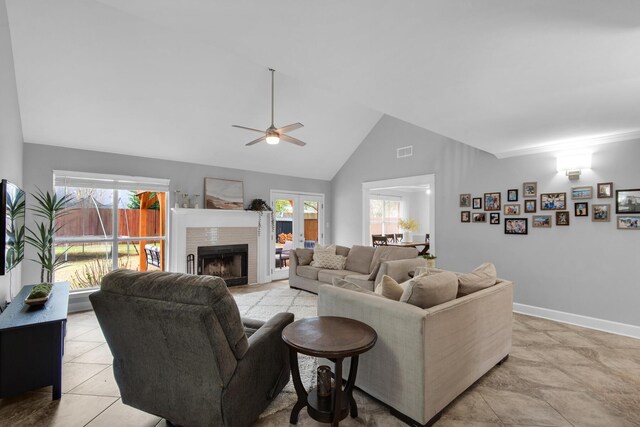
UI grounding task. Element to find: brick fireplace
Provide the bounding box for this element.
[169,209,271,284]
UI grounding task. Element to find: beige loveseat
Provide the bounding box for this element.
[318,277,513,426]
[289,245,425,293]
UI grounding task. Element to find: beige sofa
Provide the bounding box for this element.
[289,245,425,293]
[318,278,513,426]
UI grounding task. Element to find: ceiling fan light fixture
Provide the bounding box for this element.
[266,134,280,145]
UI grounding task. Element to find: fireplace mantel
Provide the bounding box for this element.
[169,208,271,283]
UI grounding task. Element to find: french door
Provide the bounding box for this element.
[271,191,324,280]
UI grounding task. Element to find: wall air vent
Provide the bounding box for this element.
[397,145,413,158]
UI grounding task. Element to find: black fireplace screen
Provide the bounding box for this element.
[197,244,248,286]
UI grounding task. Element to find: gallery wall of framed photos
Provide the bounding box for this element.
[459,181,640,233]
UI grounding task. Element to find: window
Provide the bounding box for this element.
[369,197,401,238]
[53,171,169,291]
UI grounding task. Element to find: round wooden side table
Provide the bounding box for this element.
[282,316,377,427]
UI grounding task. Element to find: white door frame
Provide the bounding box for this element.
[270,190,325,280]
[362,174,435,252]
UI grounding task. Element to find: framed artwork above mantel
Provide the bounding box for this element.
[204,178,244,210]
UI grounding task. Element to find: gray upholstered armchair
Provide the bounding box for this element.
[90,270,293,427]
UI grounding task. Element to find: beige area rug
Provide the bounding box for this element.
[233,287,319,418]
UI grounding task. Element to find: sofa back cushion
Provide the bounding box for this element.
[295,249,314,266]
[400,271,458,309]
[369,246,419,280]
[336,245,351,257]
[345,245,376,274]
[457,263,497,296]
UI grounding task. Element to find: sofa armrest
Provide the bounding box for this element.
[317,284,428,420]
[375,257,427,285]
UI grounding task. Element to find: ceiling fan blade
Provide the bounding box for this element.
[276,122,304,134]
[233,124,265,134]
[245,136,266,146]
[280,134,306,147]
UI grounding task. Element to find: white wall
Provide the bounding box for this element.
[0,0,23,305]
[332,115,640,328]
[22,143,332,285]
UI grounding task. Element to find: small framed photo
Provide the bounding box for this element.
[504,204,520,215]
[592,204,611,222]
[556,211,570,226]
[571,186,593,200]
[484,192,501,211]
[523,182,537,198]
[574,202,588,217]
[597,182,613,198]
[460,194,471,207]
[524,200,537,213]
[489,212,500,224]
[507,189,518,202]
[461,211,470,223]
[541,193,566,210]
[472,212,486,223]
[473,198,482,209]
[617,215,640,230]
[532,215,552,228]
[616,189,640,214]
[505,218,528,235]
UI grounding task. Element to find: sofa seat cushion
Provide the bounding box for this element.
[345,245,376,275]
[297,265,322,280]
[332,278,382,298]
[344,274,375,291]
[400,271,459,309]
[318,269,353,284]
[458,263,497,296]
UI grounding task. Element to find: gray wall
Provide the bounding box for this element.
[332,115,640,327]
[23,143,331,284]
[0,0,23,305]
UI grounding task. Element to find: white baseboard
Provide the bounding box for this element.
[513,303,640,340]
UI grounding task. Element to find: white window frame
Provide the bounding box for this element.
[368,195,402,236]
[53,171,170,299]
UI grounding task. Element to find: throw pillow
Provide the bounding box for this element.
[414,267,446,278]
[457,262,497,296]
[374,275,404,301]
[295,249,314,266]
[312,253,347,270]
[333,278,382,297]
[344,245,376,275]
[400,271,458,309]
[311,244,336,267]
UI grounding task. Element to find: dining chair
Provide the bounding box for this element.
[372,235,388,247]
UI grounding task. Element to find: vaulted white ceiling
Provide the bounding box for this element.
[6,1,640,178]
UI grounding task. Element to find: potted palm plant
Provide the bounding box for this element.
[25,189,73,292]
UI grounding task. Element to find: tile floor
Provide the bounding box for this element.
[0,281,639,426]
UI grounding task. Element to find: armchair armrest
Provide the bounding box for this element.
[223,312,294,426]
[375,257,427,285]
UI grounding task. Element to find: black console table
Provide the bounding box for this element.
[0,282,70,400]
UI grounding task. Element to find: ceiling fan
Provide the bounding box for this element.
[233,68,306,147]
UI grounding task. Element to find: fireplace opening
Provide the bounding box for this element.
[197,244,248,286]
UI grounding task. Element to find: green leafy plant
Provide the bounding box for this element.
[27,283,53,299]
[25,189,74,283]
[421,254,437,260]
[5,189,25,270]
[247,199,275,234]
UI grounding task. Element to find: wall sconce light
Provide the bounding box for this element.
[556,152,592,180]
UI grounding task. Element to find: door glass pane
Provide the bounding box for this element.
[55,242,113,290]
[118,191,165,238]
[274,199,294,271]
[55,187,114,239]
[303,200,319,249]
